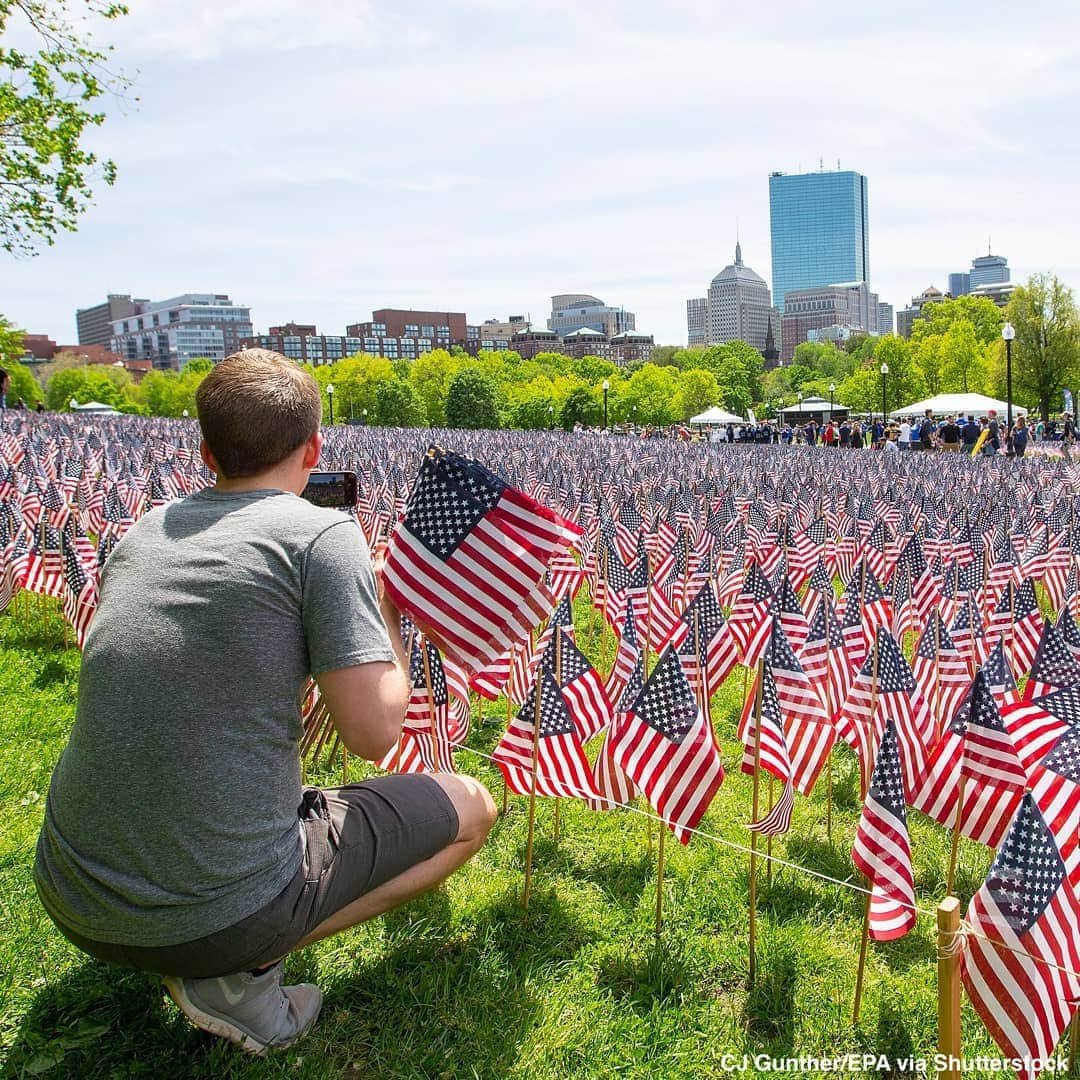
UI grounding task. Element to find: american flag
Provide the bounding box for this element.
[403,636,457,772]
[741,620,833,796]
[798,592,851,720]
[912,612,971,736]
[727,561,774,668]
[493,667,600,801]
[836,628,934,798]
[605,597,640,710]
[59,532,98,649]
[609,645,724,843]
[673,579,740,704]
[383,447,581,677]
[540,624,612,743]
[910,681,1023,849]
[377,729,429,775]
[1025,620,1080,701]
[587,625,643,812]
[1026,693,1080,888]
[962,794,1080,1080]
[851,720,917,941]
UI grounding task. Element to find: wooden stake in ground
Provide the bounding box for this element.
[852,633,881,1023]
[748,658,765,987]
[823,594,834,844]
[522,667,544,910]
[553,629,562,843]
[946,774,968,896]
[420,637,442,773]
[501,642,515,815]
[937,896,962,1080]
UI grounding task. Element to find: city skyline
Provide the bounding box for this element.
[2,1,1078,348]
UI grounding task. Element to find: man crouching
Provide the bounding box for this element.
[34,350,496,1055]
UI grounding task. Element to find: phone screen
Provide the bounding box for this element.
[301,471,359,508]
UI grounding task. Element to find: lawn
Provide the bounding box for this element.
[0,597,1011,1079]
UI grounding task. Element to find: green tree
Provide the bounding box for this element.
[939,320,989,393]
[408,349,459,427]
[622,365,680,426]
[0,312,24,358]
[445,368,499,429]
[559,384,600,430]
[46,363,130,409]
[676,367,720,420]
[1,0,130,254]
[911,295,1004,346]
[2,356,42,404]
[374,376,426,427]
[1004,274,1080,421]
[648,345,680,368]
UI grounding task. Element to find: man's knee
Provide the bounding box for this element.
[431,774,497,845]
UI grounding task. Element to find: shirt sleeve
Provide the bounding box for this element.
[301,519,396,676]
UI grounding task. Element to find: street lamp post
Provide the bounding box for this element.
[548,405,555,429]
[1002,321,1016,454]
[326,383,334,425]
[829,382,836,421]
[602,379,609,430]
[362,408,368,426]
[880,363,889,426]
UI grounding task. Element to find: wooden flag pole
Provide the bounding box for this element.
[501,643,515,814]
[852,633,882,1023]
[932,614,943,742]
[522,668,544,911]
[392,624,419,774]
[852,888,872,1025]
[823,595,834,844]
[748,658,765,988]
[946,774,968,896]
[1067,1010,1078,1075]
[553,629,562,843]
[937,897,962,1080]
[420,639,442,774]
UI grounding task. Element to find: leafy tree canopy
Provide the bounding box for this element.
[1,0,130,254]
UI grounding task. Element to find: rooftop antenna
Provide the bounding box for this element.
[819,157,824,171]
[837,158,841,170]
[987,234,992,255]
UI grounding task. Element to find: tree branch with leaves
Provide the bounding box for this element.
[0,0,130,255]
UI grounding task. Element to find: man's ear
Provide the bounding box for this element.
[300,431,323,471]
[200,440,222,476]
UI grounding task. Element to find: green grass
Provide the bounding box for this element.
[0,597,1018,1079]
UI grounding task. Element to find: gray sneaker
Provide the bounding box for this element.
[163,962,322,1057]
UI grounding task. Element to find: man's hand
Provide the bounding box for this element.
[371,541,388,606]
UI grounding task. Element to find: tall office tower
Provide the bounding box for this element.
[686,297,707,346]
[768,168,870,311]
[110,294,253,370]
[704,242,780,352]
[969,251,1010,289]
[877,301,894,336]
[76,294,142,347]
[948,272,971,297]
[548,295,635,337]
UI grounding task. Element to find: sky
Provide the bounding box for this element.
[4,0,1080,348]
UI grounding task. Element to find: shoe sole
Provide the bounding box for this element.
[163,980,313,1058]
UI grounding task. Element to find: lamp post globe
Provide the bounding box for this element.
[69,398,78,410]
[362,408,368,426]
[1002,321,1016,447]
[602,379,610,430]
[879,363,889,425]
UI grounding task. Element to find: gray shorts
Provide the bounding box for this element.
[53,775,459,978]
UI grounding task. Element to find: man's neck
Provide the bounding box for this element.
[212,468,304,497]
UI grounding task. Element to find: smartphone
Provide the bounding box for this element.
[301,470,359,509]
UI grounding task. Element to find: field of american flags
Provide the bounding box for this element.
[4,413,1080,1078]
[0,590,1011,1079]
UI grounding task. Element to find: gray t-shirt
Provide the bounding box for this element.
[34,488,395,947]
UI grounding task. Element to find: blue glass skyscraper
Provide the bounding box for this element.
[768,170,870,311]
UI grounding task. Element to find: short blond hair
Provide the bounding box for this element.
[195,350,322,478]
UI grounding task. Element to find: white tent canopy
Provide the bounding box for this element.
[71,401,120,414]
[689,406,746,425]
[889,393,1027,419]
